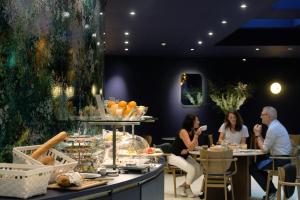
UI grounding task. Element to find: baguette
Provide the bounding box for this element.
[31,131,68,160]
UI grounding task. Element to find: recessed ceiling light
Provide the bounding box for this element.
[124,32,130,36]
[124,48,129,51]
[124,41,129,44]
[241,3,247,9]
[103,32,106,35]
[130,11,136,16]
[221,20,227,24]
[255,48,260,51]
[288,47,293,51]
[197,41,203,45]
[161,42,167,46]
[84,24,90,29]
[97,42,100,46]
[208,32,214,36]
[242,58,247,62]
[190,48,195,51]
[100,12,103,15]
[92,33,97,38]
[103,41,106,44]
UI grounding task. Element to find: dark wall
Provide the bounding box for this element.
[104,56,300,145]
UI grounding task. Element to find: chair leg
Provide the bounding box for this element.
[277,182,281,200]
[172,169,177,197]
[266,173,272,199]
[230,177,234,200]
[224,176,227,200]
[204,176,208,200]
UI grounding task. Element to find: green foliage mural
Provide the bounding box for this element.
[0,0,105,161]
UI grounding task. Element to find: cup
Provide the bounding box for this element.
[200,125,207,131]
[201,145,208,150]
[240,143,247,150]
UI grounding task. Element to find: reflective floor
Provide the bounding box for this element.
[164,173,298,200]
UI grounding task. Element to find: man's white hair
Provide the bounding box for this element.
[263,106,277,120]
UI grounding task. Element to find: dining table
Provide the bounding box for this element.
[189,148,265,200]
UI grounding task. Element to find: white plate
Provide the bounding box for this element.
[80,173,102,179]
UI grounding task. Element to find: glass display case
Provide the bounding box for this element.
[65,117,156,170]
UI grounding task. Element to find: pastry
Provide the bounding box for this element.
[56,172,83,187]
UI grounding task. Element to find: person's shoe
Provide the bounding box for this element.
[177,186,187,197]
[262,191,276,200]
[185,188,195,198]
[199,192,205,199]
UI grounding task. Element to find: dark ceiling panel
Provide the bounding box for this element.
[217,28,300,45]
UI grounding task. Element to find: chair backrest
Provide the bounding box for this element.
[289,134,300,157]
[200,149,233,174]
[208,134,214,146]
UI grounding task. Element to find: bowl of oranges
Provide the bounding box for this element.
[105,100,148,120]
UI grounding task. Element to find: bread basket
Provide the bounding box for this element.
[0,163,53,199]
[13,145,77,183]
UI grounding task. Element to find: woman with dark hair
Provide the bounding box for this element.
[218,111,249,144]
[169,114,204,197]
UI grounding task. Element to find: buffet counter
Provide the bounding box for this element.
[0,164,164,200]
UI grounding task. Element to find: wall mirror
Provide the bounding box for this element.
[180,73,203,106]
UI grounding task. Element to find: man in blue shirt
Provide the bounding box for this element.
[250,106,291,199]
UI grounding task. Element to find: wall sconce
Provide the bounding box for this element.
[51,85,62,98]
[65,86,74,98]
[270,82,281,94]
[91,84,97,96]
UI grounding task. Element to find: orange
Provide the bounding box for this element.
[128,101,137,108]
[123,106,132,117]
[118,100,127,108]
[107,100,116,108]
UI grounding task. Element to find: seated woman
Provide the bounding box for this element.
[218,111,249,144]
[169,114,204,197]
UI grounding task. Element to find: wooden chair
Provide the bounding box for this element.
[277,158,300,200]
[265,134,300,199]
[199,149,238,200]
[153,143,185,197]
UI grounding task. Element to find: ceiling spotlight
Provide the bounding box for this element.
[92,33,97,38]
[124,41,129,44]
[255,48,260,51]
[100,12,103,15]
[208,32,214,36]
[103,41,106,44]
[97,42,100,46]
[161,42,167,46]
[124,48,129,51]
[242,58,247,62]
[288,47,293,51]
[241,3,247,9]
[221,20,227,24]
[124,32,130,36]
[84,24,90,29]
[130,11,136,16]
[103,32,106,35]
[190,48,195,51]
[197,41,203,45]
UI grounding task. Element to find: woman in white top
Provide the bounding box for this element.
[218,111,249,144]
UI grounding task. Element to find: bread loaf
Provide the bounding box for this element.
[56,175,71,187]
[31,131,68,160]
[40,155,55,165]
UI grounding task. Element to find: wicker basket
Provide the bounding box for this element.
[13,145,78,183]
[0,163,53,199]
